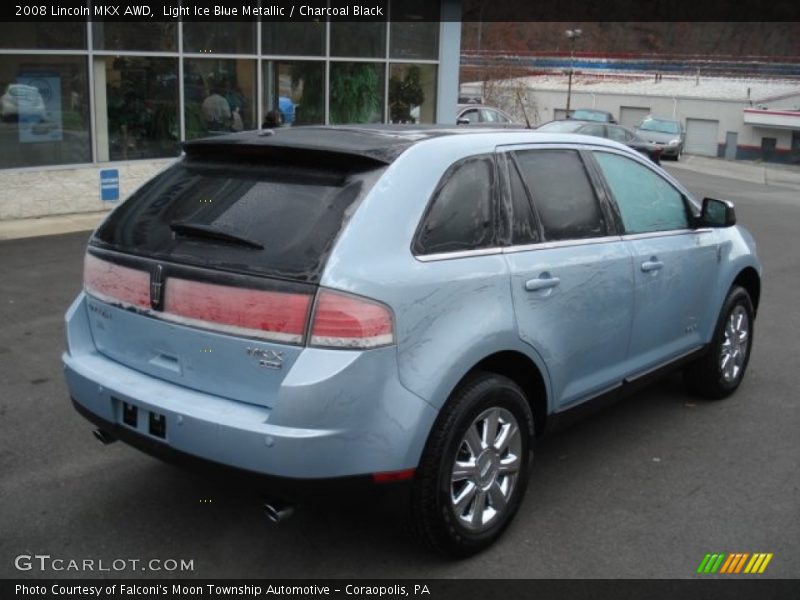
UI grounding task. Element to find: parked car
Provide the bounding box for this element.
[456,104,521,127]
[635,115,685,160]
[569,108,617,123]
[536,119,663,163]
[64,126,761,557]
[1,83,46,122]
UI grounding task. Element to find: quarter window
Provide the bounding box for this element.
[513,150,607,241]
[414,156,496,255]
[594,152,689,233]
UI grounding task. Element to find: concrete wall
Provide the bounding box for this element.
[0,159,174,221]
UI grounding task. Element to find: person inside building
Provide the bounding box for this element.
[262,109,282,129]
[201,81,232,132]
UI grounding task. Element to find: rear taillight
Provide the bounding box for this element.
[83,253,149,308]
[310,290,394,349]
[83,254,394,349]
[163,278,311,344]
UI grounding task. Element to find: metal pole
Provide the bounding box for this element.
[566,68,573,114]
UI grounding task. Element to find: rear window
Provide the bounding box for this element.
[536,121,584,133]
[92,157,382,283]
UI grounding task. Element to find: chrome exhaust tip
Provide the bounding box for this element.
[92,428,117,445]
[263,500,295,523]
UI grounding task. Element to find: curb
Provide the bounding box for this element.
[0,211,109,242]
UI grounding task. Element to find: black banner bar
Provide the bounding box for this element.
[2,0,800,22]
[4,579,800,600]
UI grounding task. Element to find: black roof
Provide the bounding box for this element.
[183,125,471,167]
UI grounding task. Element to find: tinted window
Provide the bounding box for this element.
[594,152,688,233]
[514,150,606,241]
[415,156,495,255]
[506,159,540,245]
[93,158,379,283]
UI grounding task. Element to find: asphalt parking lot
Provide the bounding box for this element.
[1,166,798,579]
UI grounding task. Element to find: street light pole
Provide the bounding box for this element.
[565,28,582,117]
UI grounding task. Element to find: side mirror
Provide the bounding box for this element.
[456,117,470,125]
[701,197,736,227]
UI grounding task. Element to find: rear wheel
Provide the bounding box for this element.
[685,286,754,399]
[408,372,534,557]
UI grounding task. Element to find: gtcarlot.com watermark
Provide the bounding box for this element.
[14,553,194,573]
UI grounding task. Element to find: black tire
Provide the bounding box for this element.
[685,286,754,399]
[408,372,534,557]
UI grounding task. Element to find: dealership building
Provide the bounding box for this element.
[0,2,461,221]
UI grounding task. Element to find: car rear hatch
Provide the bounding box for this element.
[83,136,388,408]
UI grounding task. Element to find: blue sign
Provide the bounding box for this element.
[100,169,119,201]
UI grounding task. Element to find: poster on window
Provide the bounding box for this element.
[15,72,63,143]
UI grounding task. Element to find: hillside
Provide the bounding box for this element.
[461,22,800,58]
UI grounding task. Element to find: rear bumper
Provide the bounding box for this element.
[70,397,389,501]
[63,293,438,481]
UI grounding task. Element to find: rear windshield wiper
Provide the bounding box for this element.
[169,221,264,250]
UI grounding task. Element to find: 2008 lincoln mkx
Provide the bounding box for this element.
[64,126,761,556]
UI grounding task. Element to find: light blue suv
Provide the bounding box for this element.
[64,126,761,556]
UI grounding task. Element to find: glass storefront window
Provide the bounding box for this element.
[92,23,177,52]
[329,62,385,124]
[262,22,325,56]
[94,56,179,161]
[330,23,386,58]
[0,23,86,50]
[0,54,91,168]
[183,22,256,55]
[262,61,324,126]
[390,1,439,60]
[184,58,256,140]
[389,63,437,124]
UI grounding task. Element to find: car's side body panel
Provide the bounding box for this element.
[504,239,635,409]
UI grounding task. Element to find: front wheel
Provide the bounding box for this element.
[685,286,754,399]
[408,372,534,557]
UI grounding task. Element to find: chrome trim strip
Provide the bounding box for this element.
[503,235,622,254]
[414,247,504,262]
[624,346,704,383]
[622,228,712,241]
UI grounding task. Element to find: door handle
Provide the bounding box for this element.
[641,259,664,272]
[525,275,561,292]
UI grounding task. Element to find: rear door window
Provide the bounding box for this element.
[513,149,608,241]
[414,155,496,255]
[92,158,380,283]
